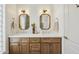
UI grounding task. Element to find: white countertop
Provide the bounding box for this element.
[8,32,62,38]
[0,51,7,54]
[0,52,4,54]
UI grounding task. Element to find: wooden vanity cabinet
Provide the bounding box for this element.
[9,37,61,54]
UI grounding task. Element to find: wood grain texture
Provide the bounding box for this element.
[9,37,61,54]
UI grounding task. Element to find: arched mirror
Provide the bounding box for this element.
[40,10,51,30]
[19,10,30,30]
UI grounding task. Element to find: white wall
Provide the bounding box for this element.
[6,4,17,35]
[16,4,54,34]
[6,4,64,35]
[64,5,79,54]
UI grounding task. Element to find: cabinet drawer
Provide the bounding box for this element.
[21,38,29,42]
[10,38,21,42]
[30,43,40,54]
[30,43,40,51]
[41,38,52,43]
[30,38,40,43]
[52,38,61,42]
[41,38,61,43]
[10,42,19,45]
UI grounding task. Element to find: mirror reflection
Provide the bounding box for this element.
[19,10,30,30]
[40,10,51,30]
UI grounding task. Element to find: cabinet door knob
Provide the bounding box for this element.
[64,36,69,40]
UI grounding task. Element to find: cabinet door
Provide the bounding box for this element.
[41,43,50,54]
[9,38,20,54]
[21,38,29,54]
[50,38,61,54]
[10,42,20,54]
[50,42,61,54]
[41,38,61,54]
[41,38,51,54]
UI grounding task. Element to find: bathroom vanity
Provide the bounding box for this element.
[8,34,62,54]
[5,4,63,54]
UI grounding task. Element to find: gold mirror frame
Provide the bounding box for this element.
[40,13,51,30]
[19,10,30,30]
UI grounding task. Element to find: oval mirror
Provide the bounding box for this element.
[40,10,51,30]
[19,10,30,30]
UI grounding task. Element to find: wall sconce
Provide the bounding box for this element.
[43,9,47,14]
[39,8,50,15]
[19,9,30,15]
